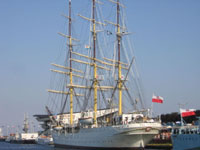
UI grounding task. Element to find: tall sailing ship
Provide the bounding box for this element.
[46,0,162,149]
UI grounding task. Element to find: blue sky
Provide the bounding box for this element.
[0,0,200,130]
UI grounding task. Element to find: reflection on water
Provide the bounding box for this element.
[0,142,172,150]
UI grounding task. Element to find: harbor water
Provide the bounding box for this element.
[0,142,172,150]
[0,142,54,150]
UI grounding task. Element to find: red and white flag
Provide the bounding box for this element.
[85,45,91,49]
[180,109,196,117]
[152,95,163,103]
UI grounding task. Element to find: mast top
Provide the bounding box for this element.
[109,0,125,8]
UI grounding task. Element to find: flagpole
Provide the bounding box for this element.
[178,103,184,126]
[180,108,183,126]
[151,93,164,118]
[151,93,154,118]
[178,103,185,126]
[151,101,154,118]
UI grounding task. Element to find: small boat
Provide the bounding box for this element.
[79,117,93,125]
[10,114,38,144]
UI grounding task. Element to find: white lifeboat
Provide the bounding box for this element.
[79,117,93,125]
[54,126,63,130]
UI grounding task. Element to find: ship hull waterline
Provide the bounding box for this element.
[54,144,145,150]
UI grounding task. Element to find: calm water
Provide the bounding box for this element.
[0,142,171,150]
[0,142,54,150]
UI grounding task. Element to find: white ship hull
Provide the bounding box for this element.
[10,133,38,144]
[53,123,160,149]
[172,134,200,150]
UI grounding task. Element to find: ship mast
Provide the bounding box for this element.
[117,0,122,116]
[92,0,98,125]
[68,0,73,125]
[23,113,29,133]
[62,0,110,125]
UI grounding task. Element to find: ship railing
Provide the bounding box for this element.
[172,125,199,135]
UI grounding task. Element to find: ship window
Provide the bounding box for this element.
[181,130,185,134]
[186,129,189,134]
[173,129,179,134]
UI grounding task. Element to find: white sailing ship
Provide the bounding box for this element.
[46,0,162,149]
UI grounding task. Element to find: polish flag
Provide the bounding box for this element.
[85,45,91,49]
[180,109,196,117]
[152,95,163,103]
